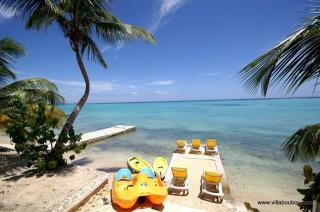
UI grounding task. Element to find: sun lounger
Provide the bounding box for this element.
[190,138,202,154]
[175,140,187,153]
[200,169,224,202]
[205,139,218,155]
[168,167,190,195]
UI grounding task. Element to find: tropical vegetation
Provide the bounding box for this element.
[0,0,156,158]
[297,165,320,212]
[0,37,64,128]
[239,6,320,162]
[5,98,85,170]
[239,3,320,211]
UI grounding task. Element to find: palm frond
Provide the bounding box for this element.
[281,124,320,162]
[81,34,107,68]
[21,0,155,69]
[25,1,61,30]
[0,78,64,104]
[11,88,64,104]
[0,37,25,83]
[0,78,59,95]
[94,12,156,45]
[0,0,62,19]
[239,15,320,96]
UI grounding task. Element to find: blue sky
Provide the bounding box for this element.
[0,0,317,103]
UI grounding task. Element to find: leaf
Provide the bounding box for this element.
[47,160,57,169]
[0,78,65,116]
[5,0,155,69]
[0,37,25,83]
[297,188,312,195]
[304,165,314,178]
[69,155,75,161]
[239,13,320,96]
[281,124,320,162]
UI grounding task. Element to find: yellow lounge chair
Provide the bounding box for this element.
[175,140,187,153]
[205,139,218,155]
[168,167,190,195]
[190,138,202,154]
[200,169,224,202]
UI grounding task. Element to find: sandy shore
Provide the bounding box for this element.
[0,132,108,212]
[0,132,301,211]
[72,151,300,212]
[0,163,107,212]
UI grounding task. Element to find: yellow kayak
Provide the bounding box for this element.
[127,156,152,173]
[153,157,168,180]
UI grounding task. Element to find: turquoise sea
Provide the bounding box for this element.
[60,98,320,202]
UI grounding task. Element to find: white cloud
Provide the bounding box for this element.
[131,91,138,95]
[91,82,114,92]
[200,72,221,77]
[154,90,167,95]
[146,80,174,86]
[53,80,84,87]
[127,84,138,89]
[52,79,114,92]
[150,0,189,32]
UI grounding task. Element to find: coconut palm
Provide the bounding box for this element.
[0,0,156,144]
[239,7,320,162]
[0,37,64,126]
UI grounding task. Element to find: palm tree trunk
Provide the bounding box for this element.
[58,46,90,141]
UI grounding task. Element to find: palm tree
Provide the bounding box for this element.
[239,7,320,162]
[0,0,155,145]
[0,37,64,126]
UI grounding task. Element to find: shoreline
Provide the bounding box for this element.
[0,131,303,211]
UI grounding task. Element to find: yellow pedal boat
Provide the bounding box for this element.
[127,156,152,173]
[112,168,168,209]
[153,157,168,180]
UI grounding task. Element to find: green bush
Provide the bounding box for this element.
[297,165,320,211]
[5,99,86,171]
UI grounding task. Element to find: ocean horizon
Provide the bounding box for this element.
[60,96,320,105]
[59,97,320,203]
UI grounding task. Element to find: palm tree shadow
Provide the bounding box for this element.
[0,153,28,178]
[71,157,94,166]
[3,168,39,182]
[97,166,125,173]
[3,164,78,182]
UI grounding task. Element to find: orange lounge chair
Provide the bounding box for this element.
[190,138,202,154]
[175,140,187,153]
[205,139,218,155]
[167,167,190,195]
[200,169,224,202]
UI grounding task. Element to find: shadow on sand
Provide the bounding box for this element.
[1,152,78,182]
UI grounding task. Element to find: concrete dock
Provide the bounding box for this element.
[0,125,136,151]
[164,145,245,211]
[79,125,136,144]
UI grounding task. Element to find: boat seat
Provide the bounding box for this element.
[140,167,156,179]
[116,168,132,181]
